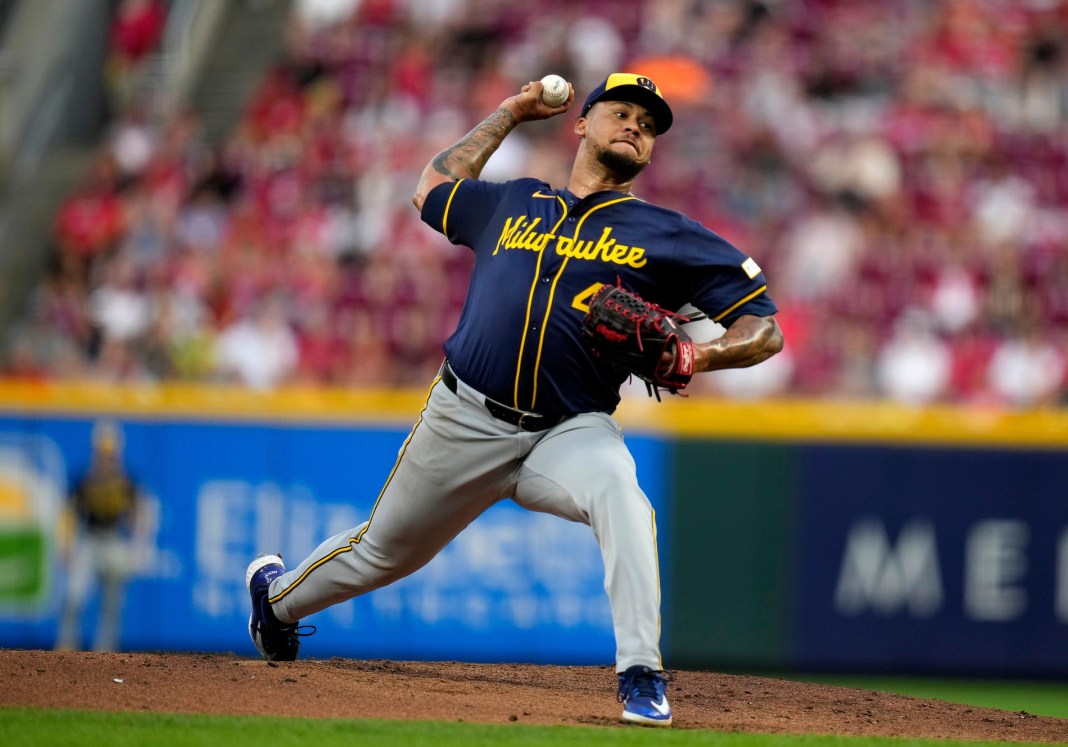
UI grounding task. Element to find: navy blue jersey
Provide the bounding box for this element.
[420,177,777,417]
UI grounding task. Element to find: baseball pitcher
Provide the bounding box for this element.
[246,72,783,727]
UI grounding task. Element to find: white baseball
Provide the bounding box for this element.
[540,74,569,107]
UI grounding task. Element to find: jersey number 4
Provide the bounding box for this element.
[570,282,606,313]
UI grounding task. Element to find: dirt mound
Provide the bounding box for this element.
[3,650,1066,741]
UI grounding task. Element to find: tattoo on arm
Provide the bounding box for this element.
[700,316,784,371]
[432,107,518,181]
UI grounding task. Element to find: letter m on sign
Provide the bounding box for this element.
[834,519,944,618]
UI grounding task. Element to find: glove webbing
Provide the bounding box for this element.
[601,288,694,401]
[599,294,675,352]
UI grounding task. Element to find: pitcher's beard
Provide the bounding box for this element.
[595,144,647,182]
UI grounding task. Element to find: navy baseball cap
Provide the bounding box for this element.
[580,73,673,134]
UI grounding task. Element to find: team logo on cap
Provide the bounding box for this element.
[605,73,662,99]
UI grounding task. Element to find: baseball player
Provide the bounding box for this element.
[56,421,144,652]
[246,73,783,727]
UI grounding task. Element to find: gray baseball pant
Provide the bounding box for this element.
[266,367,663,672]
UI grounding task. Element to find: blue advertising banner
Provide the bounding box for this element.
[0,415,669,665]
[794,445,1068,677]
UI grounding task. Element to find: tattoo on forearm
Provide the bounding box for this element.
[432,107,517,181]
[706,316,782,370]
[724,324,771,363]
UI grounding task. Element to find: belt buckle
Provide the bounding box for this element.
[516,411,541,431]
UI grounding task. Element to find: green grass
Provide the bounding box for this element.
[784,676,1068,720]
[0,708,1057,747]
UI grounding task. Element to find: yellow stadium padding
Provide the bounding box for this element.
[0,380,1066,449]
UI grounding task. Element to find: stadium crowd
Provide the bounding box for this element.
[4,0,1067,407]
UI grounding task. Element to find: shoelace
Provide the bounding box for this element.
[618,668,671,702]
[270,622,317,642]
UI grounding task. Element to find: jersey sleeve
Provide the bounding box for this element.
[420,178,511,248]
[675,217,778,326]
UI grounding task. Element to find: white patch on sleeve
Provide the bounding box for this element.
[741,257,762,279]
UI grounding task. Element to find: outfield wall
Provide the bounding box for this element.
[668,440,1068,678]
[0,381,1066,677]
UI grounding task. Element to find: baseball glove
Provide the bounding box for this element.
[582,284,697,400]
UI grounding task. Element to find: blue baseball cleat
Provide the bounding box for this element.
[618,665,673,726]
[246,554,309,662]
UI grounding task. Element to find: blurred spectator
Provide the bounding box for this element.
[107,105,160,179]
[986,323,1066,408]
[294,0,361,32]
[52,157,126,272]
[105,0,168,113]
[875,309,952,406]
[777,200,865,302]
[808,133,903,208]
[969,157,1038,248]
[86,252,151,346]
[213,295,299,389]
[928,261,982,335]
[947,323,998,405]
